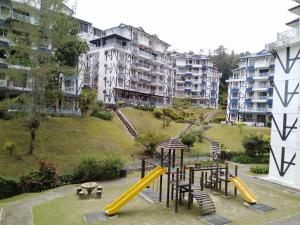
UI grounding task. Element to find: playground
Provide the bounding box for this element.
[26,139,300,225]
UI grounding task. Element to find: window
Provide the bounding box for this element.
[133,32,138,41]
[94,29,102,37]
[1,6,10,15]
[80,23,89,33]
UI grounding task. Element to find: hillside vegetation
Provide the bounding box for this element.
[0,117,142,177]
[120,108,187,137]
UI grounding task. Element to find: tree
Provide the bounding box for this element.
[173,98,191,112]
[181,132,197,151]
[136,130,168,155]
[78,88,97,117]
[3,0,88,154]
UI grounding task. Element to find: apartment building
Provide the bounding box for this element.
[226,50,275,126]
[265,0,300,188]
[87,24,175,106]
[0,0,103,112]
[172,53,221,108]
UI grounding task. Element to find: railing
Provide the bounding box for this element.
[267,28,300,49]
[252,96,268,101]
[252,85,269,89]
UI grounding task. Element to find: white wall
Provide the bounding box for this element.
[269,45,300,188]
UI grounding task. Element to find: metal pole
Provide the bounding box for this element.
[225,163,229,197]
[188,167,192,210]
[167,149,171,208]
[175,168,179,213]
[234,165,238,197]
[159,148,164,202]
[141,159,145,179]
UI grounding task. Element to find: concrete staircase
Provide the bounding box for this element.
[114,109,138,139]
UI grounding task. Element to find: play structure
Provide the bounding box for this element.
[105,138,257,216]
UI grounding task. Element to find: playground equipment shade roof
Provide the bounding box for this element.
[158,138,188,150]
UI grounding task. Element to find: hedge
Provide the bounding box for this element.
[250,165,269,174]
[0,176,21,199]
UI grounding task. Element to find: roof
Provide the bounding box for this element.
[157,138,188,150]
[240,49,272,59]
[171,53,211,60]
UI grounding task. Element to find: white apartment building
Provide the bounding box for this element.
[226,50,275,126]
[172,53,221,108]
[86,24,175,106]
[266,0,300,188]
[0,0,103,112]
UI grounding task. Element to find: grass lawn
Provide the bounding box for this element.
[120,108,187,137]
[205,124,271,152]
[32,166,300,225]
[0,117,142,177]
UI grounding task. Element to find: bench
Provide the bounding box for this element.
[96,190,102,199]
[79,191,85,199]
[76,187,82,195]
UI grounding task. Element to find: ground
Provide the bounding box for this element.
[0,117,142,177]
[1,163,300,225]
[120,107,187,137]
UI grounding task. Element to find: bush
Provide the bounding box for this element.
[219,151,242,161]
[181,132,197,149]
[190,129,204,143]
[133,105,155,112]
[165,117,172,127]
[20,160,59,192]
[242,134,270,158]
[92,110,114,121]
[79,88,97,117]
[213,116,226,123]
[73,156,124,183]
[136,130,168,155]
[232,155,252,164]
[250,165,269,174]
[203,121,209,125]
[0,176,21,199]
[153,108,163,119]
[3,140,16,155]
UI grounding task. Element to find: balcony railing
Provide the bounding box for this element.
[266,28,300,49]
[252,96,268,101]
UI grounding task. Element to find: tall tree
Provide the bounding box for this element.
[3,0,88,154]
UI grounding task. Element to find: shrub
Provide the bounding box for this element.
[73,156,124,183]
[190,129,204,143]
[242,134,270,158]
[133,105,155,112]
[219,151,242,161]
[153,108,163,119]
[250,165,269,174]
[181,132,197,150]
[165,117,172,127]
[136,130,168,155]
[213,116,226,123]
[20,160,59,192]
[92,111,114,121]
[3,140,16,155]
[203,121,209,125]
[0,176,21,199]
[78,88,97,117]
[232,155,252,164]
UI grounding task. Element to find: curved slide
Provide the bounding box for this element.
[228,176,257,204]
[105,166,167,215]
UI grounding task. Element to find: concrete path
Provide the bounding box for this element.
[263,214,300,225]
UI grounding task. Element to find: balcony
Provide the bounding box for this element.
[252,85,269,91]
[137,88,150,94]
[231,87,239,93]
[251,96,269,102]
[246,76,254,82]
[138,76,151,83]
[11,12,38,25]
[266,28,300,49]
[253,73,270,80]
[245,107,271,113]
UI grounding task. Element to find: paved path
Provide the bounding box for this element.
[0,177,138,225]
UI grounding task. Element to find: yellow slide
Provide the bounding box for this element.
[229,176,257,204]
[105,166,166,215]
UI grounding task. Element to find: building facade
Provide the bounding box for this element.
[226,50,275,126]
[86,24,175,106]
[172,53,221,108]
[0,0,103,112]
[266,0,300,188]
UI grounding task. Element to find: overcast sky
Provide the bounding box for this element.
[71,0,296,54]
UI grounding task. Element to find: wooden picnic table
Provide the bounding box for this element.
[81,182,99,195]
